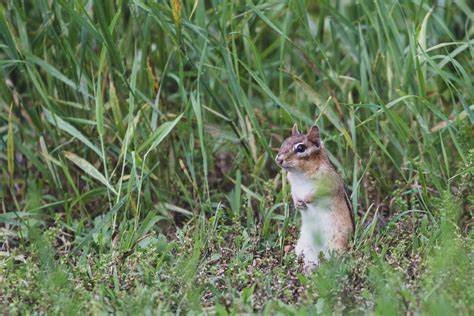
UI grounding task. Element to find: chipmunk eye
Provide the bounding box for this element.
[295,143,306,153]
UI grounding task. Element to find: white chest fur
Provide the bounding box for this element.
[287,171,336,270]
[287,172,315,201]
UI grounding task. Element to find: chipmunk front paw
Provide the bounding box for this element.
[295,199,307,209]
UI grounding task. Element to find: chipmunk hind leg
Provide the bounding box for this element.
[295,237,322,274]
[328,198,353,252]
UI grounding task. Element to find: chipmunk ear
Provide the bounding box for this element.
[307,125,320,146]
[292,123,300,136]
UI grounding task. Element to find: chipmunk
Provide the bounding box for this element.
[276,124,354,272]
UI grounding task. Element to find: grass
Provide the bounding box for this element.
[0,0,473,314]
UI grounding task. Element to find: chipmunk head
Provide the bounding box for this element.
[275,124,324,173]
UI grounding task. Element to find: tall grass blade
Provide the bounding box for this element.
[64,151,117,195]
[44,109,102,156]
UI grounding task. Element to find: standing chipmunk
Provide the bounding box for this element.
[275,124,354,271]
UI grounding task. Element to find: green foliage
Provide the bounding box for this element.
[0,0,472,314]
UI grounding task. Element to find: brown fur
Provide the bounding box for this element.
[330,195,353,251]
[276,124,354,256]
[276,125,326,176]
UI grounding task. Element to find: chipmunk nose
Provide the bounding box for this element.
[275,154,283,165]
